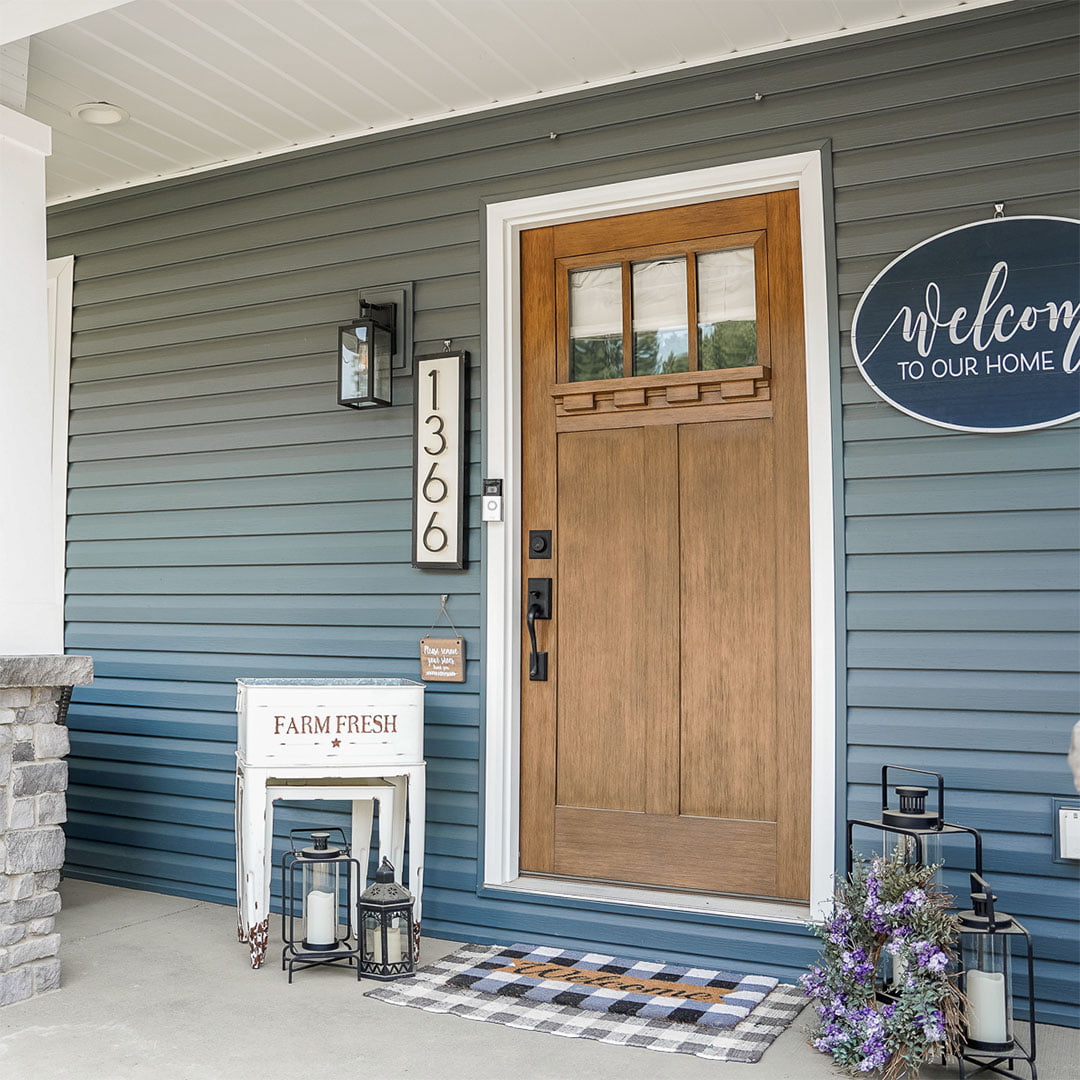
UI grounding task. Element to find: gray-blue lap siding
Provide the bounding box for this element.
[49,0,1079,1025]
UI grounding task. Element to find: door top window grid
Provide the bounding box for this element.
[561,235,765,384]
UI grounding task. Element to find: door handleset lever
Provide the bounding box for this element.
[526,604,547,681]
[526,578,551,681]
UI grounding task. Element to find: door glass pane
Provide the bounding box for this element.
[632,257,688,376]
[697,248,757,369]
[569,266,623,381]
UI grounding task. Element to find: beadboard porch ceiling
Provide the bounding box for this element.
[2,0,1016,205]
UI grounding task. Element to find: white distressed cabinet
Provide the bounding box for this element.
[234,678,426,969]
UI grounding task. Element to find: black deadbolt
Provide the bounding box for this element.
[529,529,552,559]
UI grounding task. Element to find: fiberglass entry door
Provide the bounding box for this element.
[519,191,811,901]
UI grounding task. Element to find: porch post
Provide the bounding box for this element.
[0,104,60,654]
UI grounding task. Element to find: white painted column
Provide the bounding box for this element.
[0,104,60,654]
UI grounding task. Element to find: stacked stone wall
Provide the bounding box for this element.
[0,657,91,1007]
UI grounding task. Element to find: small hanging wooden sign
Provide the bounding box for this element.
[420,636,465,683]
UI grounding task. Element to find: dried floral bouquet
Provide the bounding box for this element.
[801,847,963,1078]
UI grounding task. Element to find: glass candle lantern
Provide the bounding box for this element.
[358,857,416,981]
[846,765,983,876]
[956,874,1037,1079]
[281,828,362,983]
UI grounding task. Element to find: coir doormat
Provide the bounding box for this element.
[365,943,806,1062]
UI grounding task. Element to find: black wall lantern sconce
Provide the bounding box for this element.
[847,765,983,876]
[280,828,362,982]
[956,873,1037,1079]
[338,299,397,409]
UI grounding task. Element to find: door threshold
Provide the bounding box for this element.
[491,874,812,925]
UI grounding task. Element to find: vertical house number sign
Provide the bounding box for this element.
[412,350,468,569]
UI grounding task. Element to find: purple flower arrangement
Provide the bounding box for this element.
[801,847,962,1078]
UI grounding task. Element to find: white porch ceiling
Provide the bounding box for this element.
[2,0,1016,205]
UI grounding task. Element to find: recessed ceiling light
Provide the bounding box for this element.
[71,102,129,125]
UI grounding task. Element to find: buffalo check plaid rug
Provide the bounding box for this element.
[364,943,806,1062]
[445,943,777,1028]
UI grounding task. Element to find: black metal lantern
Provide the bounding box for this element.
[338,300,396,409]
[281,828,362,982]
[956,874,1037,1080]
[847,765,983,876]
[358,857,416,980]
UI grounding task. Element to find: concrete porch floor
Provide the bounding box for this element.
[1,880,1076,1080]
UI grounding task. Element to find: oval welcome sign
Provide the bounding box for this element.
[851,216,1080,433]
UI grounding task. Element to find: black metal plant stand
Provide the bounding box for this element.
[957,1041,1038,1080]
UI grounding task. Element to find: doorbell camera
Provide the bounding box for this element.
[482,478,503,522]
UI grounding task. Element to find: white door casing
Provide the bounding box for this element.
[482,151,838,921]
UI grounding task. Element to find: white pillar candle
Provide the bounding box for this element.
[966,969,1008,1044]
[372,926,403,964]
[305,889,336,946]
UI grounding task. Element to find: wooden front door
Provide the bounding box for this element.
[519,190,811,901]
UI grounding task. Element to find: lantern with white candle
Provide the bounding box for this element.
[956,873,1037,1079]
[281,828,362,982]
[359,857,416,980]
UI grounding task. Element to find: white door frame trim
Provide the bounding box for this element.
[483,151,838,917]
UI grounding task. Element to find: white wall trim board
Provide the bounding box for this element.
[0,102,62,654]
[482,150,838,919]
[47,254,74,633]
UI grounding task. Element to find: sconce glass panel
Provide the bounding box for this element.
[372,323,393,405]
[340,323,370,405]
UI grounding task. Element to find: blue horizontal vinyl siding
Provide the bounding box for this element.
[50,0,1078,1021]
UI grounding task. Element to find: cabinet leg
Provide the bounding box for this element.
[235,768,247,943]
[240,770,270,967]
[248,918,269,969]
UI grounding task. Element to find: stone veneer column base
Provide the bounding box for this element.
[0,655,92,1007]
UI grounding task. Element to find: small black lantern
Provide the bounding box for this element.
[338,300,396,409]
[281,828,362,982]
[358,857,416,980]
[956,874,1037,1079]
[847,765,983,876]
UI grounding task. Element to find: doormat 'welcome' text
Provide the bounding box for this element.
[492,957,736,1004]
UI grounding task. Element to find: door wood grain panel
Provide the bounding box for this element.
[519,225,558,873]
[552,196,767,258]
[556,427,648,812]
[554,807,777,895]
[643,425,680,817]
[519,189,810,900]
[767,189,811,900]
[679,419,777,823]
